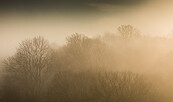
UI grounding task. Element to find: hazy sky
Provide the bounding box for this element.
[1,0,173,57]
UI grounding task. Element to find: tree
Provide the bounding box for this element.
[118,25,141,40]
[95,71,161,102]
[65,33,91,56]
[2,36,51,102]
[44,70,161,102]
[64,33,109,70]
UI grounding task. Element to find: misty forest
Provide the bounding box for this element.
[1,25,173,102]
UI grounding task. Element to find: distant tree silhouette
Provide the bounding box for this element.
[118,25,141,40]
[66,33,91,57]
[64,33,109,70]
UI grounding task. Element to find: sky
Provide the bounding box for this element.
[1,0,173,57]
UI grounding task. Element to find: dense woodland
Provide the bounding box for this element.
[1,25,173,102]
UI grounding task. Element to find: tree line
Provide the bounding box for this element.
[0,25,164,102]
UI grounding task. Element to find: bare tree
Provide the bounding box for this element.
[118,25,141,40]
[94,71,161,102]
[63,33,92,70]
[45,70,162,102]
[66,33,91,56]
[2,36,51,102]
[64,33,109,70]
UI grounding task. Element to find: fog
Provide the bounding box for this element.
[1,0,173,102]
[1,0,173,57]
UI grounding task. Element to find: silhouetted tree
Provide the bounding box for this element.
[66,33,91,57]
[118,25,141,40]
[2,36,51,102]
[95,71,161,102]
[64,33,109,70]
[45,70,161,102]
